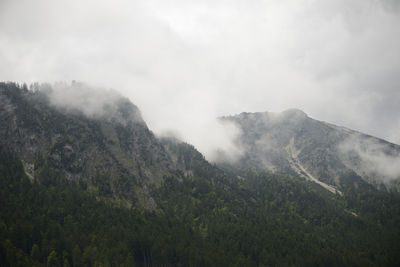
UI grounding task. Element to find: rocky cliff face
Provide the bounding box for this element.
[0,82,175,207]
[0,82,237,209]
[221,109,400,192]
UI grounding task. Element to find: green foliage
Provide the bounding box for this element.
[47,250,58,267]
[1,142,400,266]
[31,244,40,261]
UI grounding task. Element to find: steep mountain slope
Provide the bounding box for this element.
[220,109,400,192]
[0,82,174,207]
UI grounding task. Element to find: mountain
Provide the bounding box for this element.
[220,109,400,193]
[0,82,235,208]
[0,82,182,208]
[1,82,400,266]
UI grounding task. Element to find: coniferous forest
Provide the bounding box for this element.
[1,144,400,266]
[1,83,400,266]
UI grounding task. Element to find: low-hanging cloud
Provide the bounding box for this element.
[44,82,125,118]
[339,135,400,183]
[1,0,399,159]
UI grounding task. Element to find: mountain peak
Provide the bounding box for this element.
[39,82,146,126]
[226,108,307,122]
[222,106,400,191]
[281,108,307,118]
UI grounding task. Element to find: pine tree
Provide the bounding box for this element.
[47,250,58,267]
[31,244,40,262]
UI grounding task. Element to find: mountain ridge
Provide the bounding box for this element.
[220,108,400,192]
[0,82,236,209]
[0,82,178,208]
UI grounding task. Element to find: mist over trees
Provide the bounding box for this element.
[1,83,400,266]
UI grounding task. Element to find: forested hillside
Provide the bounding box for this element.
[1,83,400,266]
[2,144,400,266]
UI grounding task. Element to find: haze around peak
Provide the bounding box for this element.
[1,0,399,159]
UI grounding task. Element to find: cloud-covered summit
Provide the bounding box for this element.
[41,82,145,125]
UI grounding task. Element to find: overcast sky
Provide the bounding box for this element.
[1,0,399,158]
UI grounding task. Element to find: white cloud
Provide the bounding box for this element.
[339,135,400,182]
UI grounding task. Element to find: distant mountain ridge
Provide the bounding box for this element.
[220,108,400,192]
